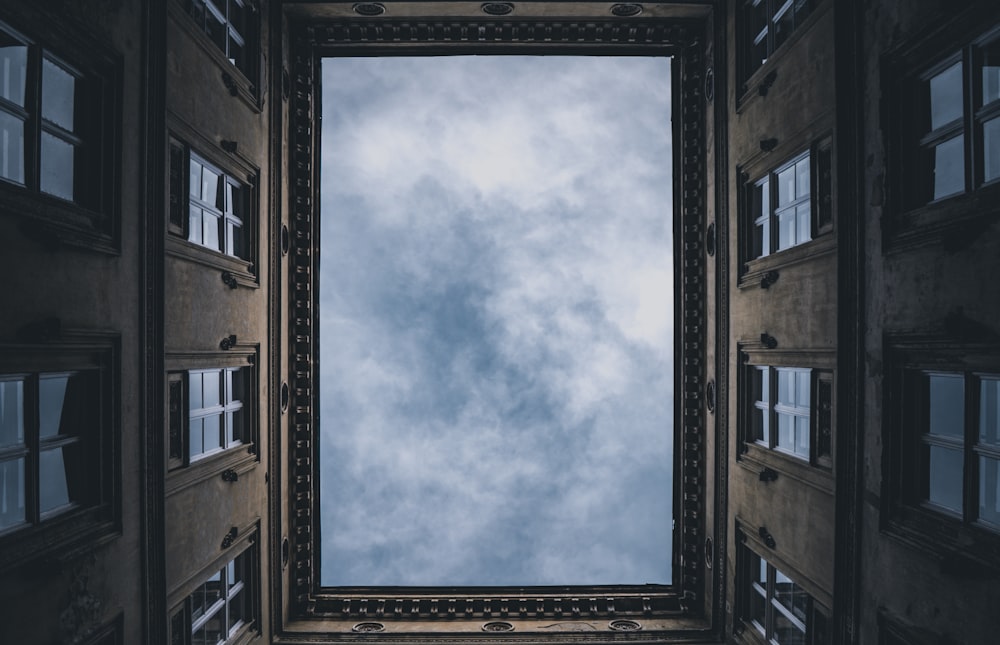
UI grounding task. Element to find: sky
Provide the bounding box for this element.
[319,55,673,587]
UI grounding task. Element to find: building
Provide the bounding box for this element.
[0,0,998,643]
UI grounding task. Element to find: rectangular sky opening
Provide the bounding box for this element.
[319,55,673,587]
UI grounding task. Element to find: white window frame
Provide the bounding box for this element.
[188,367,245,462]
[750,150,811,260]
[188,152,246,259]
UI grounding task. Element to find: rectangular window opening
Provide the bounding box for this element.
[318,55,675,589]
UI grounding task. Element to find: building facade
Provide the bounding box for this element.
[0,1,998,643]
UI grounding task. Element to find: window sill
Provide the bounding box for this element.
[166,444,258,497]
[738,442,834,494]
[883,506,1000,575]
[739,233,836,290]
[165,235,259,288]
[884,182,1000,255]
[0,503,119,574]
[167,0,262,115]
[0,185,119,255]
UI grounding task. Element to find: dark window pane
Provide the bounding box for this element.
[772,604,807,645]
[816,375,833,462]
[816,143,833,230]
[169,144,185,230]
[39,374,70,439]
[40,132,75,201]
[930,134,965,199]
[922,445,964,512]
[984,116,1000,184]
[772,0,795,51]
[928,373,964,438]
[746,0,768,74]
[981,377,1000,446]
[0,379,24,447]
[169,379,184,462]
[206,11,227,53]
[42,58,75,133]
[0,108,25,185]
[982,39,1000,107]
[0,457,25,530]
[228,588,245,632]
[39,444,86,514]
[793,0,812,24]
[774,569,809,622]
[928,62,963,130]
[0,38,27,106]
[229,0,247,38]
[980,457,1000,528]
[228,33,244,70]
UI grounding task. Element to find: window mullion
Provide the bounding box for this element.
[25,44,42,193]
[26,373,39,525]
[769,368,777,450]
[967,372,980,524]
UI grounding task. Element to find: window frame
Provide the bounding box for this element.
[165,348,258,496]
[739,136,834,285]
[279,4,718,639]
[169,0,262,111]
[883,337,1000,572]
[736,0,823,99]
[0,332,120,573]
[166,124,259,288]
[734,529,831,645]
[168,527,260,645]
[739,346,835,492]
[883,13,1000,249]
[0,13,122,254]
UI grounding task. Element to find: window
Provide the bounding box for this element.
[740,0,817,85]
[170,542,257,645]
[746,141,832,263]
[0,337,118,572]
[186,153,248,260]
[167,366,251,469]
[884,340,1000,569]
[747,365,833,467]
[0,18,119,246]
[737,544,829,645]
[902,370,1000,530]
[183,0,256,81]
[0,371,100,532]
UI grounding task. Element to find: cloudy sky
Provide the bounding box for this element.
[319,55,673,587]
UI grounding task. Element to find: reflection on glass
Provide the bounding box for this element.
[778,413,793,451]
[189,418,204,459]
[984,117,1000,184]
[203,414,222,453]
[39,374,69,439]
[190,160,201,198]
[204,370,221,408]
[228,588,244,631]
[42,58,75,132]
[202,166,220,207]
[40,131,75,201]
[0,109,25,185]
[929,62,963,130]
[0,379,24,447]
[983,40,1000,107]
[981,377,1000,445]
[772,604,807,645]
[204,211,221,251]
[778,165,795,206]
[778,209,794,249]
[932,135,964,199]
[189,207,204,245]
[928,373,964,437]
[0,457,24,530]
[924,445,963,512]
[0,38,27,106]
[772,1,794,51]
[979,457,1000,527]
[774,569,809,620]
[795,203,810,245]
[39,447,70,513]
[795,416,809,457]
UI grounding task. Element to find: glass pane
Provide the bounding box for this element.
[193,571,223,621]
[928,373,964,438]
[759,367,769,402]
[929,62,963,131]
[795,157,810,197]
[777,165,795,206]
[203,414,222,453]
[228,588,245,632]
[795,416,809,457]
[795,203,810,245]
[774,569,809,621]
[40,444,85,514]
[981,39,1000,107]
[981,377,1000,445]
[204,370,221,408]
[228,33,244,70]
[0,37,27,106]
[797,371,810,407]
[40,132,75,201]
[42,58,75,132]
[751,29,768,73]
[777,412,794,450]
[0,457,25,530]
[39,374,70,438]
[189,372,203,410]
[984,116,1000,184]
[772,0,794,51]
[202,165,220,205]
[225,411,235,446]
[189,418,204,458]
[793,0,811,23]
[777,208,794,250]
[0,379,24,447]
[979,457,1000,527]
[773,604,807,645]
[230,0,248,37]
[754,220,769,257]
[189,207,204,245]
[190,160,202,198]
[206,11,228,52]
[923,445,963,512]
[204,212,221,251]
[778,369,794,405]
[0,108,25,185]
[931,135,965,200]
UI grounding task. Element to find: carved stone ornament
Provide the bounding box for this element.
[352,622,386,633]
[609,619,642,631]
[610,3,643,17]
[481,2,514,15]
[482,621,515,632]
[353,3,386,16]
